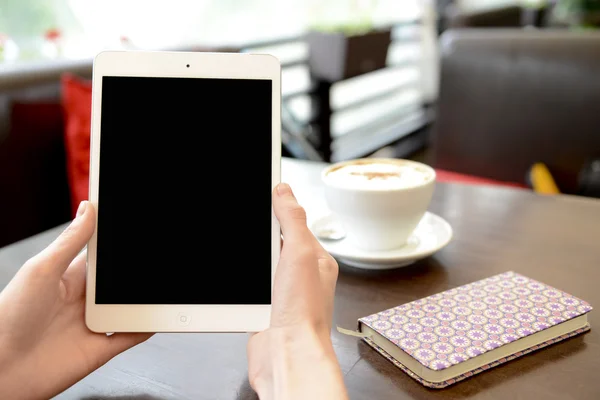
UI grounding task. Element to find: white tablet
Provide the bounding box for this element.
[85,50,281,333]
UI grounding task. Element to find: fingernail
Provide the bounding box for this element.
[76,201,87,218]
[277,183,292,196]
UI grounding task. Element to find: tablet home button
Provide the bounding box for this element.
[178,313,191,326]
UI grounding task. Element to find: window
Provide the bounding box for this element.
[0,0,422,64]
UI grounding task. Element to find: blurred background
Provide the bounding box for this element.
[1,0,599,248]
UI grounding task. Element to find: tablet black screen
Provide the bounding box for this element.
[95,76,272,305]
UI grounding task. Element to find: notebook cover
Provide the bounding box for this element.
[357,271,593,388]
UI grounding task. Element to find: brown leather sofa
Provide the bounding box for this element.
[429,28,600,195]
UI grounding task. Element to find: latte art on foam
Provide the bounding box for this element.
[325,161,433,190]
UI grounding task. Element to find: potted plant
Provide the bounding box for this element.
[305,0,392,82]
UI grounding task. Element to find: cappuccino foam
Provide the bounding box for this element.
[325,160,433,190]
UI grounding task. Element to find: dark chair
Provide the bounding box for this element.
[429,29,600,195]
[444,5,524,29]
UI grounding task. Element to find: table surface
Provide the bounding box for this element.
[1,157,600,400]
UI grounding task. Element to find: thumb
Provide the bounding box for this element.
[26,201,96,279]
[272,183,312,245]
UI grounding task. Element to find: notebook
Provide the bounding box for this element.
[357,271,592,389]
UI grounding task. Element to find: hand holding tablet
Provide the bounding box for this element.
[248,183,349,399]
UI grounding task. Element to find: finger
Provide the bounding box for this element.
[318,256,339,324]
[61,250,88,301]
[311,230,335,260]
[309,221,339,324]
[272,183,313,245]
[273,183,331,260]
[305,218,339,301]
[315,245,338,284]
[27,201,95,279]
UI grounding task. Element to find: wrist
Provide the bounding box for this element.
[249,324,347,400]
[0,349,22,398]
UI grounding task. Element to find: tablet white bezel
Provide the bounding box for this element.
[85,50,281,332]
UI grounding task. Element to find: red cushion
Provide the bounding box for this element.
[61,74,92,217]
[435,169,527,189]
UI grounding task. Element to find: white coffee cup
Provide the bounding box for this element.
[321,158,435,252]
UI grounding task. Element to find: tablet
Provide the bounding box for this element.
[85,50,281,333]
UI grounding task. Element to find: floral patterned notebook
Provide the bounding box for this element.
[357,271,593,389]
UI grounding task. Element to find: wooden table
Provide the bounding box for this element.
[1,157,600,399]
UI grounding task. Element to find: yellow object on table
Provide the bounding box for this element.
[529,162,560,194]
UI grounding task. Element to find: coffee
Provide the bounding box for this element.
[321,158,436,251]
[324,159,433,190]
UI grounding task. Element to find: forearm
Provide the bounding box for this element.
[250,326,349,400]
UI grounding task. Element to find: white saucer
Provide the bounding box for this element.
[311,212,453,270]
